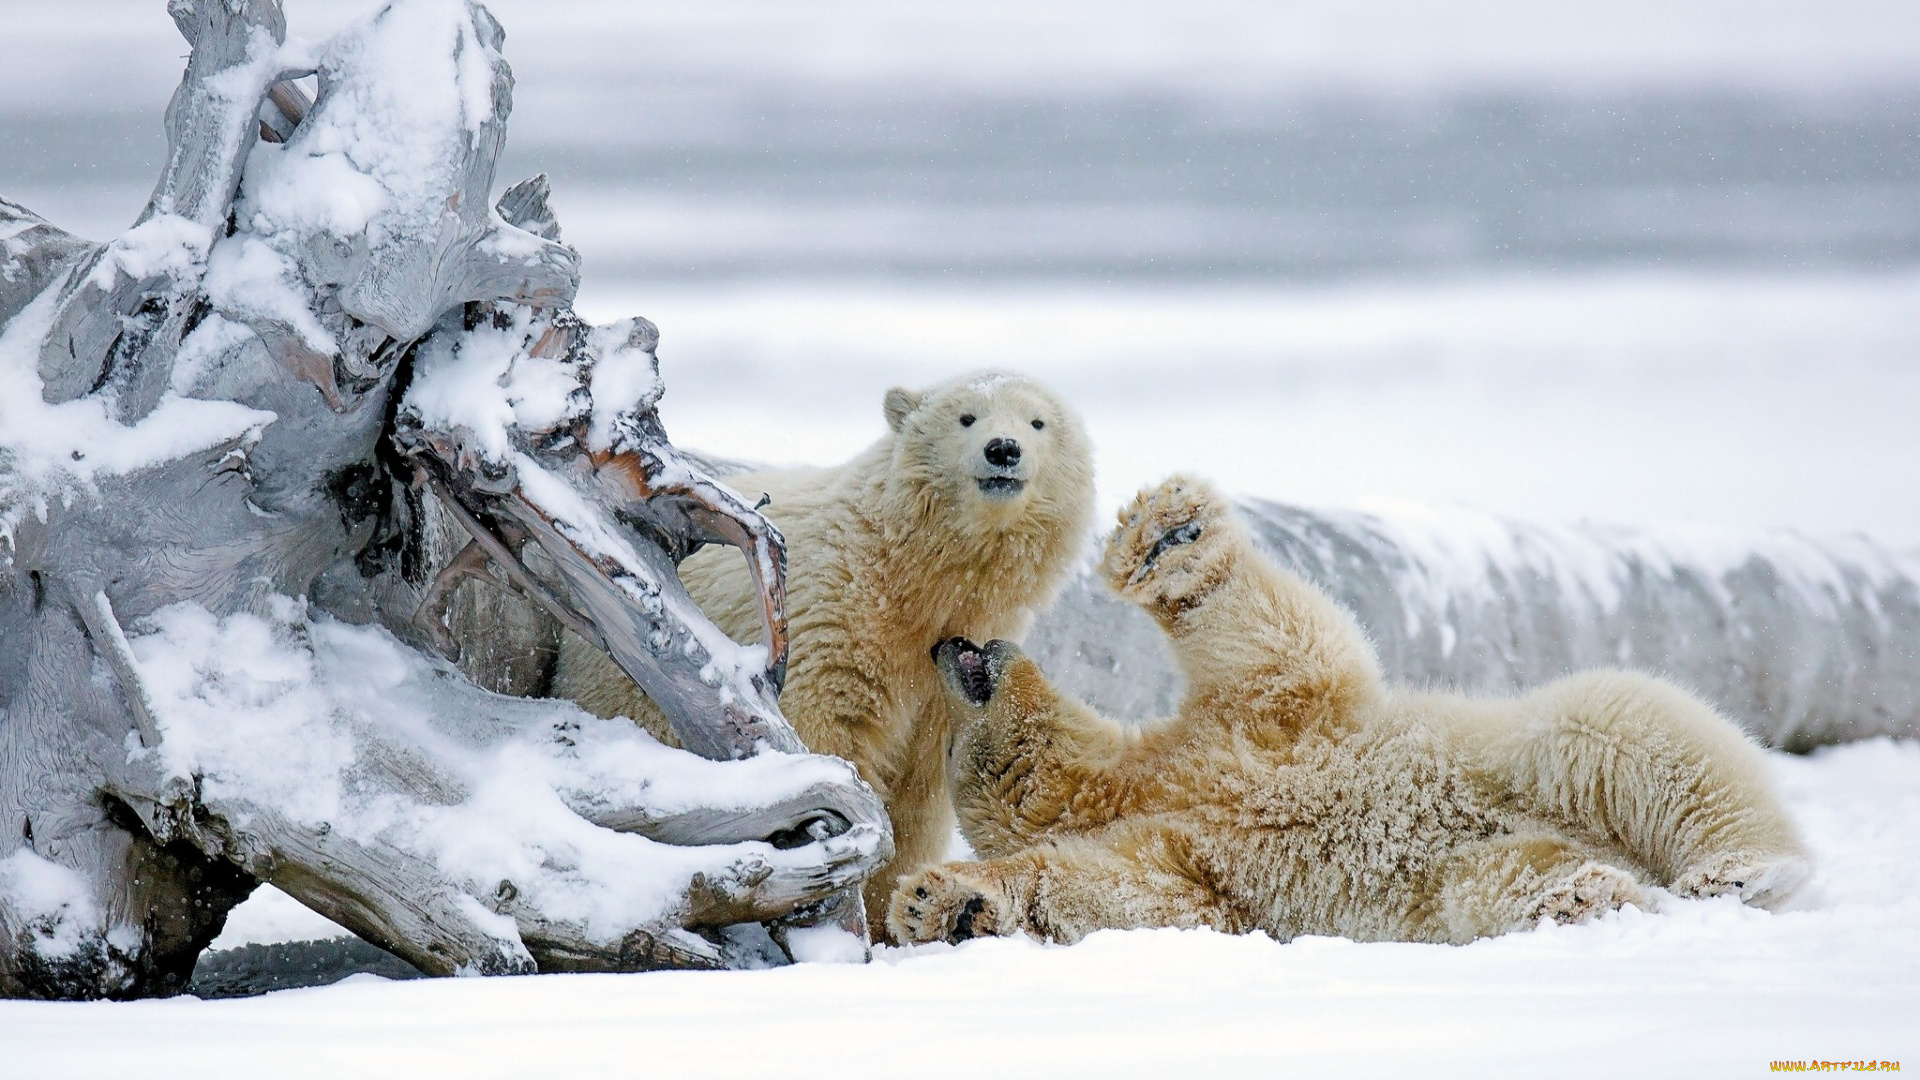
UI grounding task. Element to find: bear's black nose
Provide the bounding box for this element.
[984,437,1021,468]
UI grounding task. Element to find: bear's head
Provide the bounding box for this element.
[879,371,1093,549]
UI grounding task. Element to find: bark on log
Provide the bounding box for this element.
[0,0,888,999]
[1028,498,1920,750]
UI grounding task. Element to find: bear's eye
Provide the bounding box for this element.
[959,414,976,427]
[1031,419,1045,430]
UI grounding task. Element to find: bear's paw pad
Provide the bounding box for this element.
[1529,862,1645,925]
[1104,476,1231,593]
[888,868,1007,945]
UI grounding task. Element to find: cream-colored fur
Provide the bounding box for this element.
[890,475,1810,946]
[555,371,1094,925]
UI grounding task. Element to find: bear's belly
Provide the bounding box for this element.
[1195,730,1514,941]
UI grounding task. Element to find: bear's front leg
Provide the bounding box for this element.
[888,823,1243,946]
[862,696,960,931]
[933,638,1148,859]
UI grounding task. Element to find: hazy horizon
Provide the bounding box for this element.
[6,1,1919,280]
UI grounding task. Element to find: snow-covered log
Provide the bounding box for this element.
[1029,499,1920,750]
[0,0,887,999]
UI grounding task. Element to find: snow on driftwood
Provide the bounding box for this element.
[120,598,877,972]
[1031,498,1920,749]
[0,0,887,1000]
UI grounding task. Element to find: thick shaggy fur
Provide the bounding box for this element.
[890,476,1810,946]
[556,372,1095,921]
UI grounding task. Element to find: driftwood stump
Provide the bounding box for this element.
[0,0,888,999]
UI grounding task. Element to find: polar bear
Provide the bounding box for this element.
[889,475,1809,946]
[556,371,1095,922]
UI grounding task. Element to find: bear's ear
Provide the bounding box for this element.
[883,387,922,433]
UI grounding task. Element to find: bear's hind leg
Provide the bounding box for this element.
[887,821,1240,946]
[1424,833,1648,943]
[1480,671,1810,908]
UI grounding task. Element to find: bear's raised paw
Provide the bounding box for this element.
[888,866,1014,945]
[1102,474,1237,603]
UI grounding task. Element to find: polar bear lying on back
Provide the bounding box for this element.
[890,475,1809,946]
[556,371,1095,923]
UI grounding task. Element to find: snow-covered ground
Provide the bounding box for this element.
[4,738,1915,1078]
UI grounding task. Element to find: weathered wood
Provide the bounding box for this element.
[0,199,96,327]
[97,619,884,978]
[393,303,880,948]
[392,308,799,759]
[1,0,890,998]
[73,592,161,750]
[38,0,289,416]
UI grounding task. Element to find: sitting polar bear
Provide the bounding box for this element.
[556,371,1094,921]
[889,475,1810,946]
